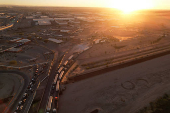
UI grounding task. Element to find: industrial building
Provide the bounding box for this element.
[48,38,63,44]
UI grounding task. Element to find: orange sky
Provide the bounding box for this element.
[0,0,170,10]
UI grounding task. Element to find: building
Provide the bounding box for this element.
[6,47,22,53]
[54,18,75,21]
[16,39,31,44]
[9,38,22,43]
[60,30,70,33]
[26,16,34,19]
[55,20,68,26]
[38,20,51,25]
[40,16,49,18]
[48,38,63,44]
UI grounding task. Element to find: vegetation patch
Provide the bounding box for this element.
[9,60,17,65]
[152,37,162,44]
[114,45,126,49]
[138,93,170,113]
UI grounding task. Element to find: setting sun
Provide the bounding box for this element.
[108,0,153,13]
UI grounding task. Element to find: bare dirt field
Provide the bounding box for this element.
[0,73,24,113]
[58,54,170,113]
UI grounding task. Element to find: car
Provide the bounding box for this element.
[16,106,20,111]
[32,78,36,83]
[18,101,22,105]
[28,83,34,88]
[23,93,28,99]
[30,82,33,85]
[20,105,23,110]
[52,108,57,113]
[22,99,26,103]
[29,88,34,93]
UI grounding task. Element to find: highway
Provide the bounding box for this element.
[38,61,59,112]
[44,54,75,113]
[38,51,74,113]
[13,63,49,113]
[38,53,64,113]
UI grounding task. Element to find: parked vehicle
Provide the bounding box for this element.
[23,93,28,99]
[63,60,68,66]
[53,74,59,84]
[56,80,60,92]
[59,71,64,80]
[52,108,57,113]
[18,101,22,105]
[57,67,64,73]
[20,105,23,110]
[68,55,74,61]
[28,88,34,93]
[46,96,53,113]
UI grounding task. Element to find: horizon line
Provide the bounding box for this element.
[0,4,170,11]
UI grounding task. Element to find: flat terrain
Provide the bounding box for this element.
[58,54,170,113]
[0,73,24,113]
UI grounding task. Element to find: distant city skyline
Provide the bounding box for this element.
[0,0,170,10]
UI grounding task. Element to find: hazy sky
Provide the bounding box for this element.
[0,0,170,9]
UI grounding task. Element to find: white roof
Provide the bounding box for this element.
[26,16,34,19]
[94,39,101,44]
[33,18,54,21]
[33,19,43,21]
[17,39,31,43]
[7,47,22,52]
[10,38,22,42]
[44,18,54,21]
[40,16,49,18]
[54,18,74,21]
[55,21,68,25]
[38,20,51,25]
[60,30,70,33]
[48,38,63,44]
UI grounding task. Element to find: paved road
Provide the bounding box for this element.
[0,70,29,113]
[38,52,64,113]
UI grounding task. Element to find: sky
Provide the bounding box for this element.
[0,0,170,10]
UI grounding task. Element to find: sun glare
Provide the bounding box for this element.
[108,0,153,14]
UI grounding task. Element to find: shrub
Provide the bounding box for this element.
[44,39,48,43]
[9,60,17,65]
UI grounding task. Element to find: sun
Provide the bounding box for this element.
[108,0,153,14]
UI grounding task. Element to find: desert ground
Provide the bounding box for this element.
[58,53,170,113]
[0,73,24,113]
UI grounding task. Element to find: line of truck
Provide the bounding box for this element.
[46,55,74,113]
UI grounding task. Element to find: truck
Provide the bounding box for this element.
[46,96,53,113]
[63,60,68,66]
[68,55,74,61]
[59,71,64,80]
[53,74,59,84]
[57,67,64,73]
[56,80,60,92]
